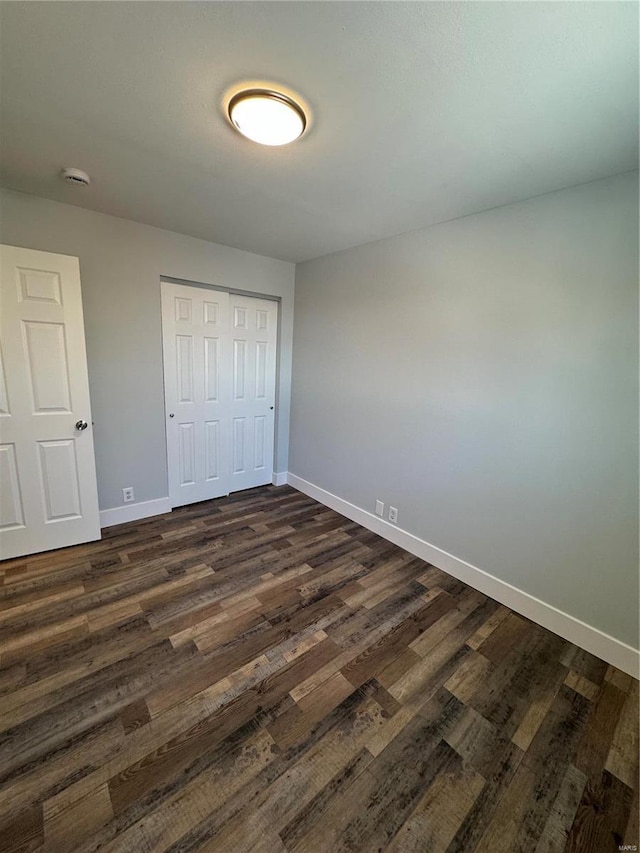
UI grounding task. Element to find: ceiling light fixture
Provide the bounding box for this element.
[227,89,307,146]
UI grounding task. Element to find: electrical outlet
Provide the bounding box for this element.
[375,500,384,517]
[388,506,398,524]
[123,487,134,504]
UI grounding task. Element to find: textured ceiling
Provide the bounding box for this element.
[0,1,637,262]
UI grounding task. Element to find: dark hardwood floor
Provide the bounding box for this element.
[0,485,637,853]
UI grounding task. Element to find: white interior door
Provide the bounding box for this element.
[0,245,100,560]
[162,283,231,506]
[161,282,278,508]
[228,294,278,493]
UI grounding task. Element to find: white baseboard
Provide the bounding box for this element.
[99,497,172,528]
[272,471,288,486]
[287,472,639,679]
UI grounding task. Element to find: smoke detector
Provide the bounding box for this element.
[60,167,90,187]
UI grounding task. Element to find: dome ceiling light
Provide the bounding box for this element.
[227,89,307,146]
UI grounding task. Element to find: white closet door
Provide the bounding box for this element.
[162,283,231,507]
[0,245,100,560]
[228,294,278,493]
[162,283,278,508]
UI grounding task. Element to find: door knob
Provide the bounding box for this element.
[75,420,88,431]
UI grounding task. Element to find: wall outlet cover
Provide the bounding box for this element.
[389,506,398,523]
[123,487,135,503]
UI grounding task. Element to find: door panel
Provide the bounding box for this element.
[204,338,219,401]
[0,345,10,415]
[0,245,100,559]
[227,294,277,493]
[232,417,245,473]
[233,339,246,399]
[162,283,278,508]
[18,267,63,304]
[0,443,24,529]
[178,422,196,485]
[254,415,266,469]
[162,283,231,506]
[204,420,220,480]
[38,440,81,521]
[23,321,72,411]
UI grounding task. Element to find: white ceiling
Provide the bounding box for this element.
[0,2,637,263]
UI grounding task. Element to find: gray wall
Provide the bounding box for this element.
[0,188,295,510]
[290,172,639,649]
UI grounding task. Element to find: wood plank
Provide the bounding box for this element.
[534,763,586,853]
[476,610,532,663]
[474,763,537,853]
[278,747,375,850]
[565,669,601,701]
[0,804,43,853]
[385,752,485,853]
[575,679,628,781]
[268,671,354,750]
[605,678,639,789]
[566,770,636,853]
[188,689,388,852]
[511,662,568,752]
[43,783,113,852]
[90,728,279,853]
[466,604,510,650]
